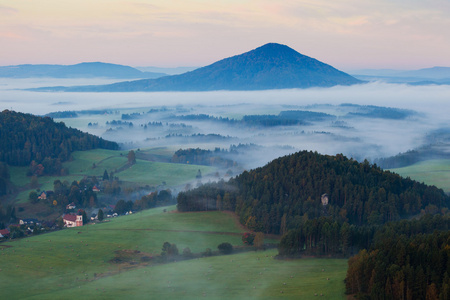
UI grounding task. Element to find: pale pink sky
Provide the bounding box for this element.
[1,0,449,70]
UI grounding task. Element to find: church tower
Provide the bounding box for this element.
[76,214,83,227]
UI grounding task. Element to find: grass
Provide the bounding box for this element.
[390,159,450,193]
[8,148,216,203]
[119,160,214,186]
[0,207,346,299]
[31,250,347,300]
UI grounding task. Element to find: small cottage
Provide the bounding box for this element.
[63,214,83,227]
[38,191,47,200]
[0,229,10,239]
[66,202,76,210]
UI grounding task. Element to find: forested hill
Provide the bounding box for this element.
[0,110,118,170]
[177,151,449,234]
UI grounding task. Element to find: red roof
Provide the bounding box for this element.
[63,214,77,222]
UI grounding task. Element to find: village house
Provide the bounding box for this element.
[38,191,47,200]
[0,229,10,239]
[66,202,76,210]
[19,218,40,226]
[92,185,100,192]
[63,214,83,227]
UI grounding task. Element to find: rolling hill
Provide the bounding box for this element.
[0,62,166,79]
[34,43,363,92]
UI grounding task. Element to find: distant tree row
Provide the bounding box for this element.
[0,110,118,174]
[171,148,235,168]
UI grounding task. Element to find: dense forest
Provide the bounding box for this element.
[345,215,450,299]
[177,151,449,233]
[0,110,118,175]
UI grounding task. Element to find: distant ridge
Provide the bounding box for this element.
[33,43,363,92]
[1,62,166,79]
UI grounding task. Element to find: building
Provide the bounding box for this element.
[19,218,40,226]
[38,191,47,200]
[0,229,10,239]
[63,214,83,227]
[66,202,76,210]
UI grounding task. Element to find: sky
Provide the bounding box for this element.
[1,0,450,70]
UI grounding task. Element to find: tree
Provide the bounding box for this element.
[242,232,255,245]
[97,209,104,221]
[182,247,193,258]
[253,232,265,249]
[29,191,38,204]
[161,242,179,260]
[114,199,128,215]
[218,242,233,254]
[103,169,109,181]
[127,150,136,165]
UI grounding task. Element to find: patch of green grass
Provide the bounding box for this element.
[390,159,450,193]
[119,160,214,186]
[9,166,30,187]
[0,207,346,299]
[25,249,347,300]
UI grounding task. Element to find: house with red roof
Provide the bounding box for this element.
[38,191,47,200]
[0,229,10,239]
[63,214,83,227]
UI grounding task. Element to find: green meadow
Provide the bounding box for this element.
[390,159,450,193]
[9,148,215,203]
[0,207,347,299]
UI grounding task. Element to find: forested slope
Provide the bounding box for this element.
[0,110,118,173]
[178,151,449,234]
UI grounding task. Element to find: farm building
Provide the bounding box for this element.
[63,214,83,227]
[0,229,10,239]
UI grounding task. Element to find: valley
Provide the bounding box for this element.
[1,45,450,300]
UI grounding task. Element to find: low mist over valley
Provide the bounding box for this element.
[3,77,450,171]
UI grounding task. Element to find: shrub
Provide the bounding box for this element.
[218,242,233,254]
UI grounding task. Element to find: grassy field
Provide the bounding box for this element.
[8,148,215,203]
[0,207,347,299]
[390,159,450,193]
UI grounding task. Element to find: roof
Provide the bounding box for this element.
[21,218,39,223]
[63,214,77,222]
[0,229,10,236]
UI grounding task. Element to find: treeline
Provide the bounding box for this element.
[346,215,450,299]
[133,190,174,211]
[177,151,449,234]
[176,110,334,128]
[171,148,235,168]
[0,110,118,174]
[375,145,450,169]
[342,104,415,120]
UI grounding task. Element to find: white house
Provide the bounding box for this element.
[63,214,83,227]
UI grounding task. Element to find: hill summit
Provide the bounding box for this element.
[39,43,362,92]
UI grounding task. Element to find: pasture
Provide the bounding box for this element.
[390,159,450,193]
[0,207,347,299]
[8,148,215,203]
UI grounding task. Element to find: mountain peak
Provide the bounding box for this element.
[33,43,363,92]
